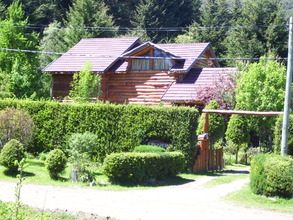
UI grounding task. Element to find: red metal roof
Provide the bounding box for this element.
[43,37,141,73]
[161,68,237,102]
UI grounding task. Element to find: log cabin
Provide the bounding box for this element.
[43,37,236,106]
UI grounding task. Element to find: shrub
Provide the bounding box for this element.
[0,139,25,172]
[274,115,293,155]
[67,131,99,161]
[133,145,165,153]
[197,100,225,146]
[250,154,293,198]
[0,108,34,148]
[45,149,67,179]
[0,99,199,167]
[103,152,185,183]
[250,154,268,195]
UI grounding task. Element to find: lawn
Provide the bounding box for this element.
[0,157,249,190]
[224,186,293,214]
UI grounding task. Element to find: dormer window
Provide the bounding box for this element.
[131,49,172,71]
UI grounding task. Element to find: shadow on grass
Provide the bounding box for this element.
[110,176,195,188]
[3,170,35,178]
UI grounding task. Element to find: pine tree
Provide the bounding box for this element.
[176,0,231,57]
[224,0,287,64]
[133,0,199,43]
[40,0,116,68]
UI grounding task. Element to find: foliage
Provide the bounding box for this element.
[195,71,238,110]
[14,158,28,220]
[103,152,185,183]
[45,149,67,179]
[224,0,287,64]
[176,0,231,57]
[197,100,225,146]
[0,99,199,167]
[133,145,166,153]
[67,131,99,182]
[0,1,47,99]
[250,154,293,198]
[234,60,286,151]
[273,114,293,155]
[0,139,25,172]
[0,108,35,147]
[132,0,199,42]
[225,115,250,163]
[40,0,116,67]
[69,62,101,103]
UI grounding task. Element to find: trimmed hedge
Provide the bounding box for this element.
[103,152,185,183]
[133,145,166,153]
[0,99,199,166]
[274,115,293,155]
[250,154,293,198]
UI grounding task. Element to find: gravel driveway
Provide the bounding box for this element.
[0,173,292,220]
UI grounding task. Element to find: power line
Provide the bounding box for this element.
[0,47,288,61]
[0,23,289,32]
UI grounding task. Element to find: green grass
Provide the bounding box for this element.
[204,174,249,188]
[225,186,293,214]
[0,158,250,191]
[0,201,77,220]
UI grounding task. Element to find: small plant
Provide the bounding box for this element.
[133,145,165,153]
[67,132,99,182]
[14,158,28,220]
[45,149,67,179]
[0,139,25,172]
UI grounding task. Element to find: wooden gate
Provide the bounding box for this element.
[192,142,223,172]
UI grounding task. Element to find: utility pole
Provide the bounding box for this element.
[281,16,293,156]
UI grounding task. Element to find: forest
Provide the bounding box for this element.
[0,0,292,99]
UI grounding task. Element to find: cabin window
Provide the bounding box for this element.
[131,50,172,70]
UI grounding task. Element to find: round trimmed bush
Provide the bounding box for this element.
[45,149,67,179]
[0,139,25,172]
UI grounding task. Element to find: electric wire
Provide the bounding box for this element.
[0,23,289,31]
[0,48,288,61]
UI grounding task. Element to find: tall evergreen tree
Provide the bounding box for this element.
[40,0,116,68]
[104,0,139,27]
[176,0,231,57]
[224,0,287,64]
[133,0,200,43]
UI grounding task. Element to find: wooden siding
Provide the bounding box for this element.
[100,71,181,105]
[52,74,73,98]
[193,50,217,68]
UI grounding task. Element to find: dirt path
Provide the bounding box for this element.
[0,173,292,220]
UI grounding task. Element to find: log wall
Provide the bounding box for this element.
[100,71,182,105]
[52,74,73,98]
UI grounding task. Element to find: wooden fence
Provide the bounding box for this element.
[192,141,224,172]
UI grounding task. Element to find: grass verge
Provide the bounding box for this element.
[0,201,77,220]
[224,185,293,214]
[204,174,249,188]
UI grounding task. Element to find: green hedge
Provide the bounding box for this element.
[103,152,185,183]
[274,115,293,155]
[0,99,199,166]
[250,154,293,198]
[133,145,166,153]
